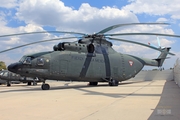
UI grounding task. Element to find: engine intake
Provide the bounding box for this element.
[53,43,65,51]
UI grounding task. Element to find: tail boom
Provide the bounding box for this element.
[139,47,174,67]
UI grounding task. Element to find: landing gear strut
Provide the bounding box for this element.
[7,81,11,87]
[41,83,50,90]
[109,79,119,86]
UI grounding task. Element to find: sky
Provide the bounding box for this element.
[0,0,180,70]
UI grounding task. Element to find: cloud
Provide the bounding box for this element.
[0,0,18,8]
[16,0,138,33]
[156,18,168,22]
[123,0,180,20]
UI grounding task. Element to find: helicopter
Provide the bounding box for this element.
[0,71,6,85]
[0,70,21,86]
[1,23,180,90]
[0,70,44,86]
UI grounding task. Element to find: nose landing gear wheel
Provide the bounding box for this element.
[41,83,50,90]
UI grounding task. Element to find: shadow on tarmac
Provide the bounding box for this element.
[148,80,180,120]
[0,80,161,98]
[0,80,145,93]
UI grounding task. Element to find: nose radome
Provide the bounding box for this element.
[8,62,19,73]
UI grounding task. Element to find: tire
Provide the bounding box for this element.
[41,83,50,90]
[27,82,32,86]
[109,79,119,86]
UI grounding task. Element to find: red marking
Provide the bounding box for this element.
[129,60,133,66]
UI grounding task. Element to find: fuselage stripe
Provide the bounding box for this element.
[79,54,93,78]
[101,46,111,78]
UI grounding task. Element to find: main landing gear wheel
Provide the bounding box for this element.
[41,83,50,90]
[7,83,11,87]
[88,82,98,86]
[109,79,119,86]
[27,82,31,86]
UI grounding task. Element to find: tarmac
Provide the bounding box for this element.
[0,80,180,120]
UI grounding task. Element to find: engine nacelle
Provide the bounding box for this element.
[53,43,65,51]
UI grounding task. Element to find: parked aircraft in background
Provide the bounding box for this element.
[0,70,44,86]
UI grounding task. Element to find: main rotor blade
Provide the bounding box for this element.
[107,37,175,55]
[97,23,169,34]
[105,33,180,38]
[0,37,77,53]
[0,31,86,38]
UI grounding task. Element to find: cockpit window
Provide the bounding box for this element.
[19,56,26,63]
[23,57,32,64]
[37,58,44,66]
[3,72,8,77]
[0,72,3,76]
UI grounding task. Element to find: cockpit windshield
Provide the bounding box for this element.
[19,56,32,64]
[0,72,3,76]
[19,56,26,63]
[23,57,32,64]
[2,72,8,77]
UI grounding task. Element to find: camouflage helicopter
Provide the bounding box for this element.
[1,23,180,90]
[0,70,43,86]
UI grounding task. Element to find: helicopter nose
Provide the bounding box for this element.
[8,62,22,73]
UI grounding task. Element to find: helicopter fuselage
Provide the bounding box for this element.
[8,49,144,83]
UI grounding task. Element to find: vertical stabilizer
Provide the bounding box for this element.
[155,47,171,67]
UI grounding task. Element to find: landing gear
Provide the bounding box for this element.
[109,79,119,86]
[33,82,37,86]
[7,81,11,87]
[88,82,98,86]
[41,83,50,90]
[27,82,31,85]
[33,77,38,86]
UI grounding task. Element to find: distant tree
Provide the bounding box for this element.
[0,61,7,70]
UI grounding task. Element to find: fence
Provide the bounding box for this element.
[130,69,173,81]
[174,58,180,87]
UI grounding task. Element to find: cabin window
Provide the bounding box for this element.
[12,73,16,77]
[37,58,44,66]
